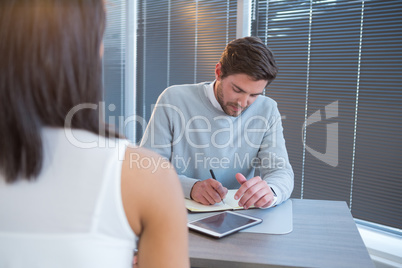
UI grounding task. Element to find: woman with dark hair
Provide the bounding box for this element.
[0,1,189,267]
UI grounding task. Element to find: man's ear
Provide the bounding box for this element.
[215,62,222,81]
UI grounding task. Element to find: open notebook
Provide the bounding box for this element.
[185,189,277,212]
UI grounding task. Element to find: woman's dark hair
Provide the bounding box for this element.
[0,0,121,183]
[219,36,278,86]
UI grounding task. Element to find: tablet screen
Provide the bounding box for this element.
[188,211,262,238]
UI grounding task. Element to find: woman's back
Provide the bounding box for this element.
[0,128,135,267]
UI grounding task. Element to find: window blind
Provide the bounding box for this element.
[103,0,136,141]
[136,0,237,141]
[252,0,402,230]
[103,1,126,134]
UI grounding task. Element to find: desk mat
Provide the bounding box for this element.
[187,199,293,235]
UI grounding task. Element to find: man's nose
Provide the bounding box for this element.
[238,94,249,108]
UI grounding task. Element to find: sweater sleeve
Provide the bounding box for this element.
[140,88,199,199]
[140,90,174,159]
[257,102,294,205]
[178,175,199,199]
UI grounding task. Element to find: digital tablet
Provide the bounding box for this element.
[187,211,262,238]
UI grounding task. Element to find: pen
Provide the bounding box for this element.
[209,169,225,204]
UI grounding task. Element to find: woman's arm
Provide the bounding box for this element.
[121,146,189,268]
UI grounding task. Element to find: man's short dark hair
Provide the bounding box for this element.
[219,36,278,86]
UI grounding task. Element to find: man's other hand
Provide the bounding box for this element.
[234,173,275,209]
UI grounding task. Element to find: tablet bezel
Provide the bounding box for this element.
[187,211,262,238]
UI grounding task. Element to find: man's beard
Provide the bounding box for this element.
[216,83,249,117]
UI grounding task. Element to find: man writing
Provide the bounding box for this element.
[141,36,294,209]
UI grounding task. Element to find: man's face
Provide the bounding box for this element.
[214,64,268,117]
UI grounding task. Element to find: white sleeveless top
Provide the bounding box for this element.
[0,128,135,268]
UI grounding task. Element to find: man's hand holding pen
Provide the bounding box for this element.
[190,171,228,205]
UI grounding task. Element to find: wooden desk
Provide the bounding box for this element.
[189,199,374,268]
